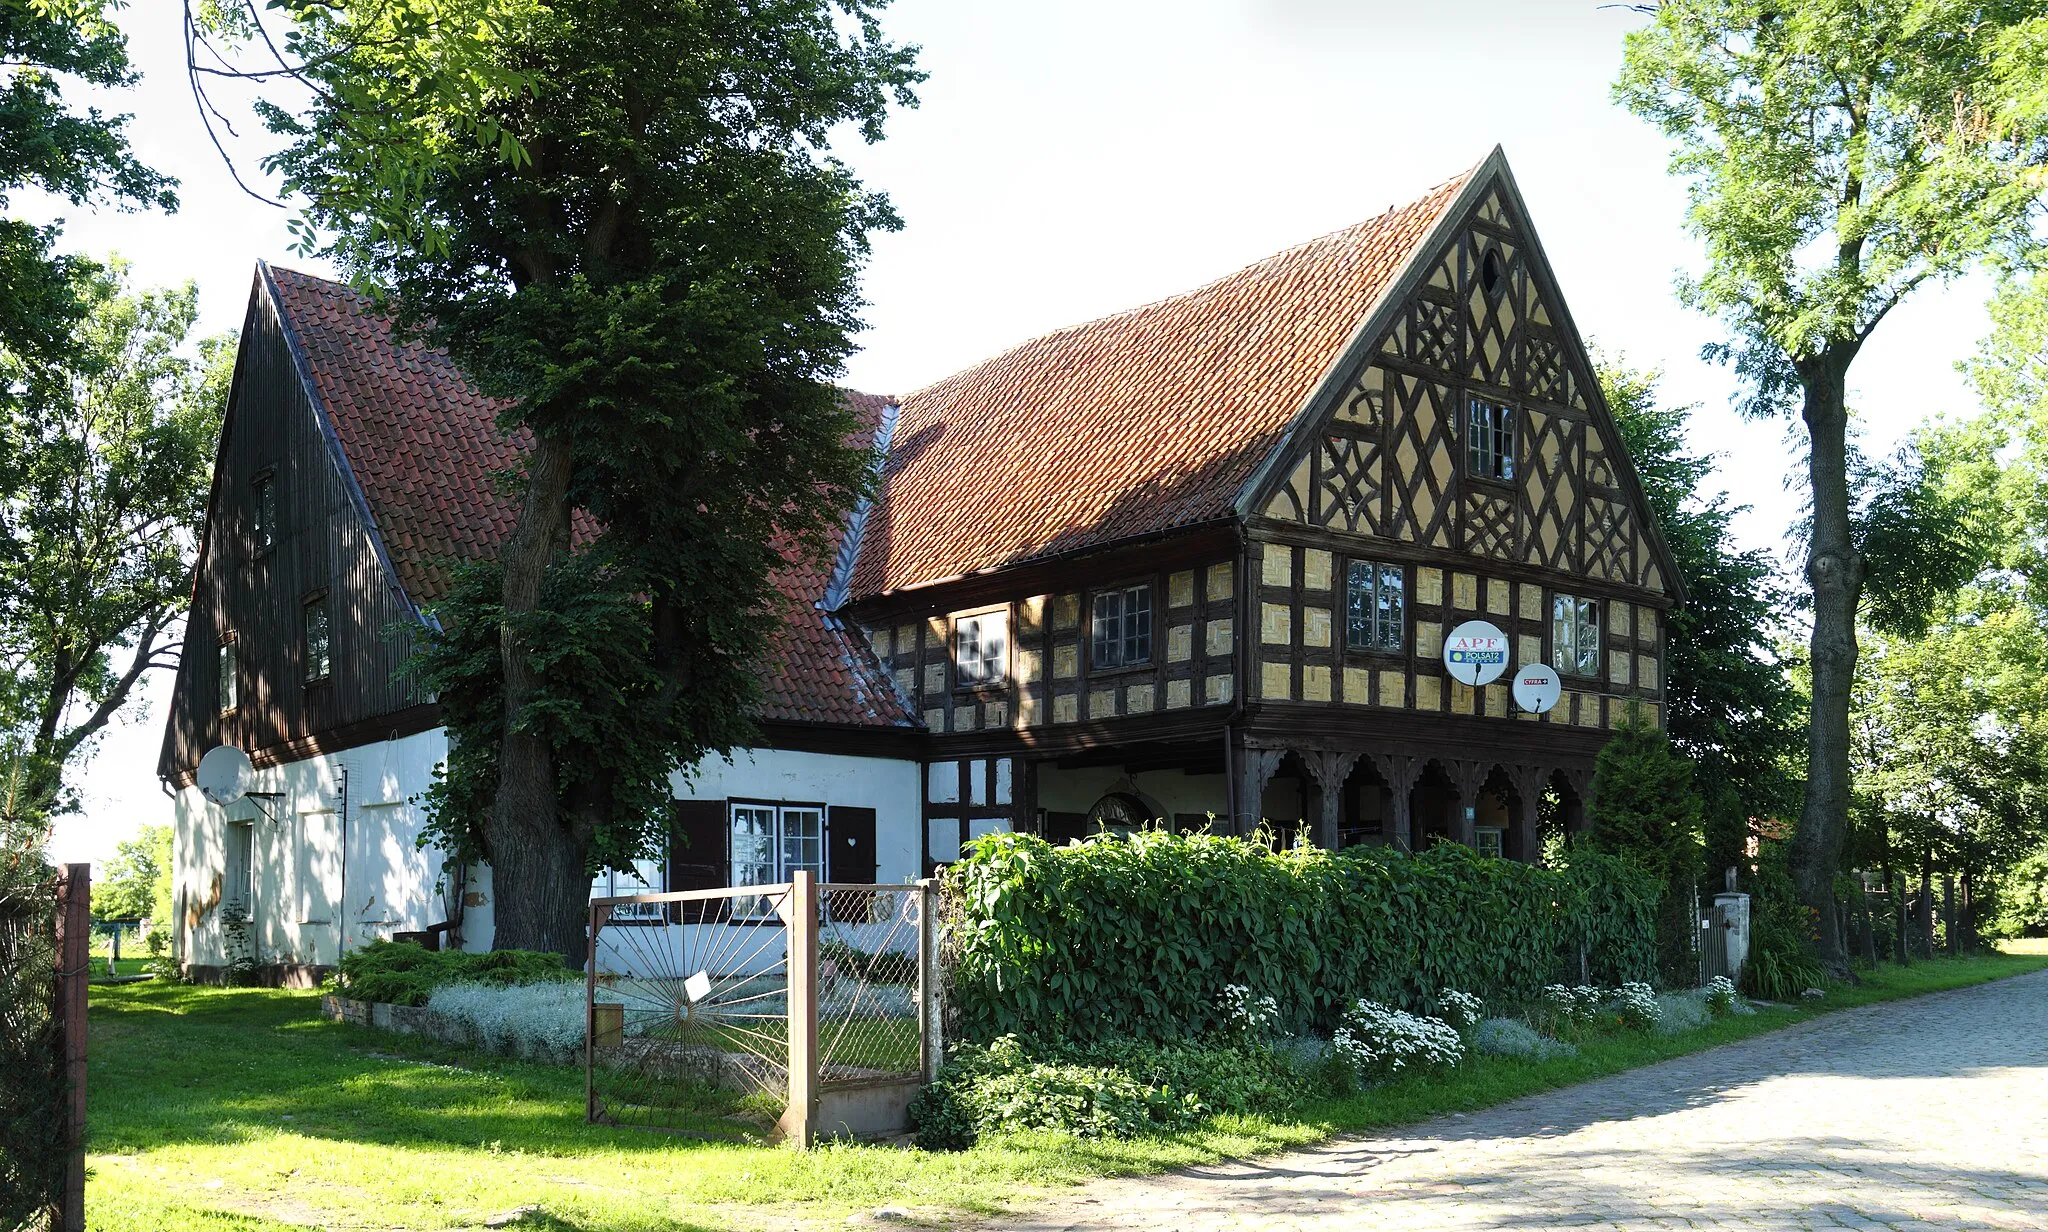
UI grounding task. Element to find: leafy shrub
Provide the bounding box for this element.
[1331,1000,1464,1085]
[946,830,1658,1045]
[907,1033,1301,1149]
[1472,1017,1577,1060]
[1217,984,1279,1043]
[1741,839,1828,1001]
[330,940,575,1007]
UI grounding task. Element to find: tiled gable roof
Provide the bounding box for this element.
[265,267,913,729]
[848,166,1471,599]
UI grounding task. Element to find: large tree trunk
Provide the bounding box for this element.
[1791,355,1864,979]
[483,431,592,964]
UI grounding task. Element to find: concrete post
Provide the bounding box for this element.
[777,872,820,1147]
[917,877,943,1087]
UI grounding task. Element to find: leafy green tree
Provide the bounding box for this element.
[1,0,176,377]
[1598,359,1802,881]
[223,0,921,958]
[1615,0,2048,973]
[90,823,170,922]
[0,266,231,833]
[1585,710,1705,984]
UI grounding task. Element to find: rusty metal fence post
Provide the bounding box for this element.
[776,870,819,1147]
[55,863,88,1232]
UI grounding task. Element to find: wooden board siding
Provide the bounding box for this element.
[158,273,426,783]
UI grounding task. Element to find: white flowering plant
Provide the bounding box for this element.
[1217,983,1280,1044]
[1703,975,1738,1015]
[1330,999,1464,1085]
[1434,989,1484,1035]
[1611,981,1659,1032]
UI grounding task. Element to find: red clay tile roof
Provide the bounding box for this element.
[265,267,912,729]
[848,168,1470,598]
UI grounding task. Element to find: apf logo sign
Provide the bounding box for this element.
[1443,619,1510,686]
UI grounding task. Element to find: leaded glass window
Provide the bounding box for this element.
[1345,561,1404,652]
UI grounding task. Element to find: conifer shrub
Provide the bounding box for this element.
[1584,712,1705,985]
[945,829,1657,1045]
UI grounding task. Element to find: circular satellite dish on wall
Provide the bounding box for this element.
[197,745,254,807]
[1443,620,1511,687]
[1512,663,1563,714]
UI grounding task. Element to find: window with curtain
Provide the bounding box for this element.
[730,803,825,917]
[954,611,1008,686]
[1466,397,1516,481]
[1551,594,1602,677]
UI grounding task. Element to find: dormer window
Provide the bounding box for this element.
[1466,398,1516,482]
[252,472,277,554]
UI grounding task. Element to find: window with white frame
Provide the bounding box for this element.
[730,803,824,917]
[954,611,1008,687]
[591,859,666,922]
[1091,584,1152,668]
[218,639,237,714]
[1466,397,1516,481]
[1552,593,1602,678]
[1344,560,1405,652]
[1475,828,1504,860]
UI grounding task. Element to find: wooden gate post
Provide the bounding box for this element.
[917,877,942,1086]
[55,863,89,1232]
[777,871,819,1148]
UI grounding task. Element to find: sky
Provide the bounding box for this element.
[37,0,1998,869]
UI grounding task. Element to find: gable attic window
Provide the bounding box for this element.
[954,611,1007,688]
[1552,593,1601,678]
[217,637,238,714]
[251,471,278,554]
[303,594,332,684]
[1480,248,1506,298]
[1466,398,1515,482]
[1091,584,1152,669]
[1345,561,1404,652]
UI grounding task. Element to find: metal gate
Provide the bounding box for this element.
[584,872,939,1145]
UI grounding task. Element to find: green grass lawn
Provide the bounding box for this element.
[84,951,2048,1232]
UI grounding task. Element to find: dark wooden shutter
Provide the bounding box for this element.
[828,807,877,884]
[669,799,728,924]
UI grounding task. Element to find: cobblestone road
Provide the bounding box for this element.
[986,971,2048,1232]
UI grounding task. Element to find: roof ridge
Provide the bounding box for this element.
[894,166,1474,405]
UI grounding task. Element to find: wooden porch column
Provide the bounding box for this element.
[1308,751,1360,851]
[1511,767,1544,864]
[1377,754,1420,853]
[1450,761,1487,849]
[1236,747,1284,836]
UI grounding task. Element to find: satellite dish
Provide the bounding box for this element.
[197,745,254,806]
[1444,619,1511,687]
[1512,663,1563,714]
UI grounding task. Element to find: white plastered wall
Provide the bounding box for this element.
[671,745,922,885]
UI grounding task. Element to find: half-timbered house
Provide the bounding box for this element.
[159,147,1676,977]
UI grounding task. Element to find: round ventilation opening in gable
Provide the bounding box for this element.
[1480,248,1505,298]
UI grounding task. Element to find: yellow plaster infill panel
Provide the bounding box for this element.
[922,708,944,731]
[895,623,917,655]
[1638,655,1659,692]
[954,707,977,732]
[1577,695,1602,728]
[1378,670,1406,708]
[1645,701,1662,729]
[1020,595,1047,634]
[1638,604,1659,643]
[1302,607,1332,648]
[926,616,946,646]
[1206,618,1234,657]
[1017,648,1043,684]
[1450,680,1476,715]
[1452,572,1478,611]
[1519,583,1542,622]
[1207,561,1235,603]
[1263,542,1294,588]
[1169,571,1195,608]
[1485,686,1508,719]
[1303,665,1332,703]
[1415,621,1443,661]
[869,626,891,659]
[984,702,1006,728]
[1053,644,1078,679]
[1017,694,1040,727]
[1052,693,1077,724]
[1167,625,1194,663]
[1303,549,1333,592]
[1206,673,1234,705]
[1610,650,1631,686]
[1416,675,1443,711]
[1518,634,1541,667]
[1417,567,1444,607]
[1343,666,1370,705]
[923,663,944,695]
[893,668,915,701]
[1088,689,1117,720]
[1261,603,1293,645]
[1053,595,1080,630]
[1166,678,1192,710]
[1486,578,1510,616]
[1126,683,1156,714]
[1261,661,1293,701]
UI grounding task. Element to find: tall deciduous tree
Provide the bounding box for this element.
[0,266,231,833]
[232,0,920,959]
[1615,0,2048,973]
[1598,359,1802,879]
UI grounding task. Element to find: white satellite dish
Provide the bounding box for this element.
[1512,663,1563,714]
[1444,619,1511,687]
[197,745,254,807]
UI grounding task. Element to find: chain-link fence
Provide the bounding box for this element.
[585,873,938,1145]
[1,856,85,1232]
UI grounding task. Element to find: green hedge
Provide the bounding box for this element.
[329,940,577,1007]
[946,830,1659,1044]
